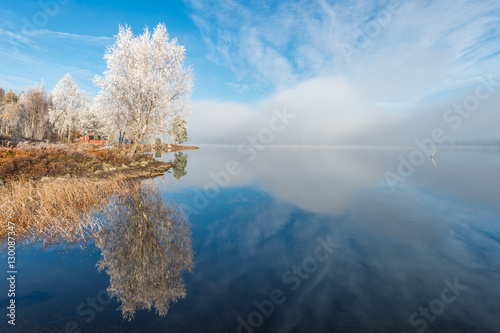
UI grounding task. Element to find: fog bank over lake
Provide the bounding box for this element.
[188,77,500,146]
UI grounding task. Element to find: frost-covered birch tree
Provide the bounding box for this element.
[49,73,89,143]
[92,92,128,145]
[94,23,193,156]
[0,90,19,136]
[81,95,114,139]
[17,82,52,140]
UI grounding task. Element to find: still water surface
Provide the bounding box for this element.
[2,146,500,332]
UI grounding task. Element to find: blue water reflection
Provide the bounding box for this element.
[2,146,500,332]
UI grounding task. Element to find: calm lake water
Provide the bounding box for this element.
[2,146,500,333]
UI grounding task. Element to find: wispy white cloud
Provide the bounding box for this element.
[0,10,112,94]
[0,4,113,48]
[183,0,500,145]
[0,73,38,91]
[226,82,249,94]
[52,65,96,80]
[0,28,37,47]
[0,44,40,64]
[185,0,500,106]
[35,29,114,44]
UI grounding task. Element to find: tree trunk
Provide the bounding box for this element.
[119,130,125,146]
[31,114,35,140]
[129,141,138,158]
[128,134,139,158]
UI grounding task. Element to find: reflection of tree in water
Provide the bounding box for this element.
[96,184,194,320]
[172,152,188,180]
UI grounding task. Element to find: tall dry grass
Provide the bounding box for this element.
[0,178,135,247]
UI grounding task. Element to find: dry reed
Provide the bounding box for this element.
[0,178,135,247]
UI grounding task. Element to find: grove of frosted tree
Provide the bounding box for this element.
[0,22,193,149]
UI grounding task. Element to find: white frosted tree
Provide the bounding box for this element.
[17,82,53,140]
[81,95,114,140]
[94,23,193,156]
[92,92,128,145]
[49,73,89,143]
[168,115,188,144]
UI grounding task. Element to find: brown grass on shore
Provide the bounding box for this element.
[0,178,136,246]
[0,141,152,183]
[0,141,198,184]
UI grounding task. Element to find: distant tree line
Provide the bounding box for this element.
[444,139,500,146]
[0,23,193,154]
[0,84,56,141]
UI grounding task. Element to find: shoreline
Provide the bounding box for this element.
[136,143,199,153]
[0,140,198,185]
[0,142,198,237]
[90,159,175,181]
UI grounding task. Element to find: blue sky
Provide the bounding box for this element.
[0,0,241,100]
[1,0,500,144]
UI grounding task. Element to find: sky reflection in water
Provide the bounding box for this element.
[2,146,500,333]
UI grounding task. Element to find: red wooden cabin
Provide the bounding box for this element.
[80,133,108,145]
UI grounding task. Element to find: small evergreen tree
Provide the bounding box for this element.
[169,116,188,144]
